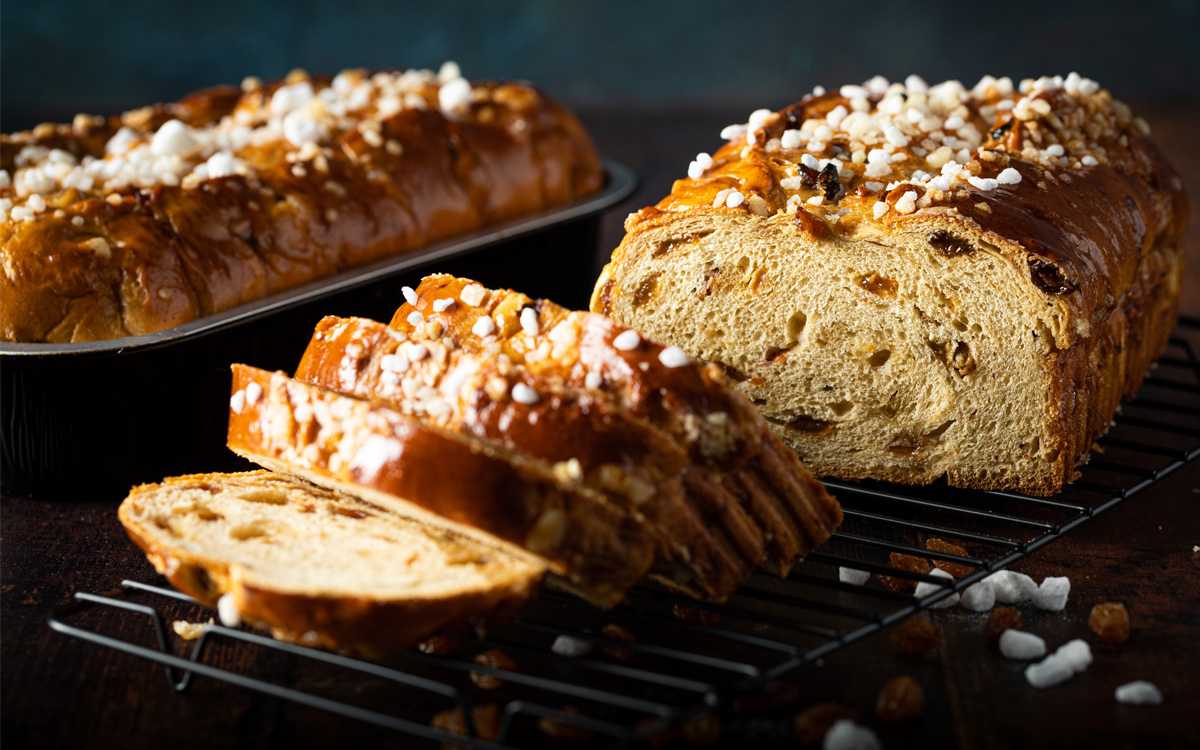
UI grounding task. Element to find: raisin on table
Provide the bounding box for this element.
[876,675,925,723]
[470,650,517,690]
[891,618,942,655]
[986,607,1024,642]
[1089,602,1131,643]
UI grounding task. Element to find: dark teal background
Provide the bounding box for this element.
[2,0,1199,130]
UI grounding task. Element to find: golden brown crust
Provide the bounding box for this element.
[1,67,603,343]
[226,365,656,608]
[391,275,842,576]
[291,315,754,601]
[630,76,1187,330]
[118,471,541,657]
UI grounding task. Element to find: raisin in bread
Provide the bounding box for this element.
[118,471,543,656]
[226,364,656,608]
[1,64,603,343]
[389,275,842,577]
[593,74,1188,496]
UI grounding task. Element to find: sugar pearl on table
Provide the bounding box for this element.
[613,330,641,351]
[1033,576,1071,611]
[839,567,871,586]
[988,570,1037,604]
[959,578,995,611]
[551,634,593,658]
[1025,653,1074,689]
[915,567,960,608]
[1115,681,1163,706]
[1000,629,1047,660]
[1053,639,1092,674]
[823,719,882,750]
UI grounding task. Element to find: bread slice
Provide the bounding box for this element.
[293,314,756,601]
[226,364,656,608]
[389,275,842,577]
[118,471,543,656]
[292,315,743,601]
[592,75,1187,496]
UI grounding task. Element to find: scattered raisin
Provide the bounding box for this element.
[891,619,942,655]
[1089,602,1131,643]
[470,650,517,690]
[418,635,461,656]
[875,676,925,723]
[633,716,676,747]
[793,703,860,745]
[680,713,723,746]
[925,538,974,578]
[431,703,501,745]
[732,680,801,712]
[674,604,720,627]
[876,552,934,591]
[598,623,635,661]
[986,607,1024,642]
[537,706,594,741]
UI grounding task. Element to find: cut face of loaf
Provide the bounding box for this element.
[118,471,543,656]
[293,315,747,602]
[226,364,656,608]
[593,74,1188,496]
[389,275,843,577]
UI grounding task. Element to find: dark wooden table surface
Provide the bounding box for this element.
[3,104,1199,749]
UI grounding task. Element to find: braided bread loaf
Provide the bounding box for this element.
[0,64,603,343]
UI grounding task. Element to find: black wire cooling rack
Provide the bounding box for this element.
[48,318,1200,749]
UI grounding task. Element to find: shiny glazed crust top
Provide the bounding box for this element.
[619,72,1187,346]
[0,63,604,342]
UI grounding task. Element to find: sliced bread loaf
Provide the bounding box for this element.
[293,314,750,601]
[388,275,842,577]
[226,364,657,608]
[118,471,544,656]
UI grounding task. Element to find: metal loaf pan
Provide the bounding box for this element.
[1,161,637,500]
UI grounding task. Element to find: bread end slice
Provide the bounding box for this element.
[118,471,543,656]
[227,364,658,608]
